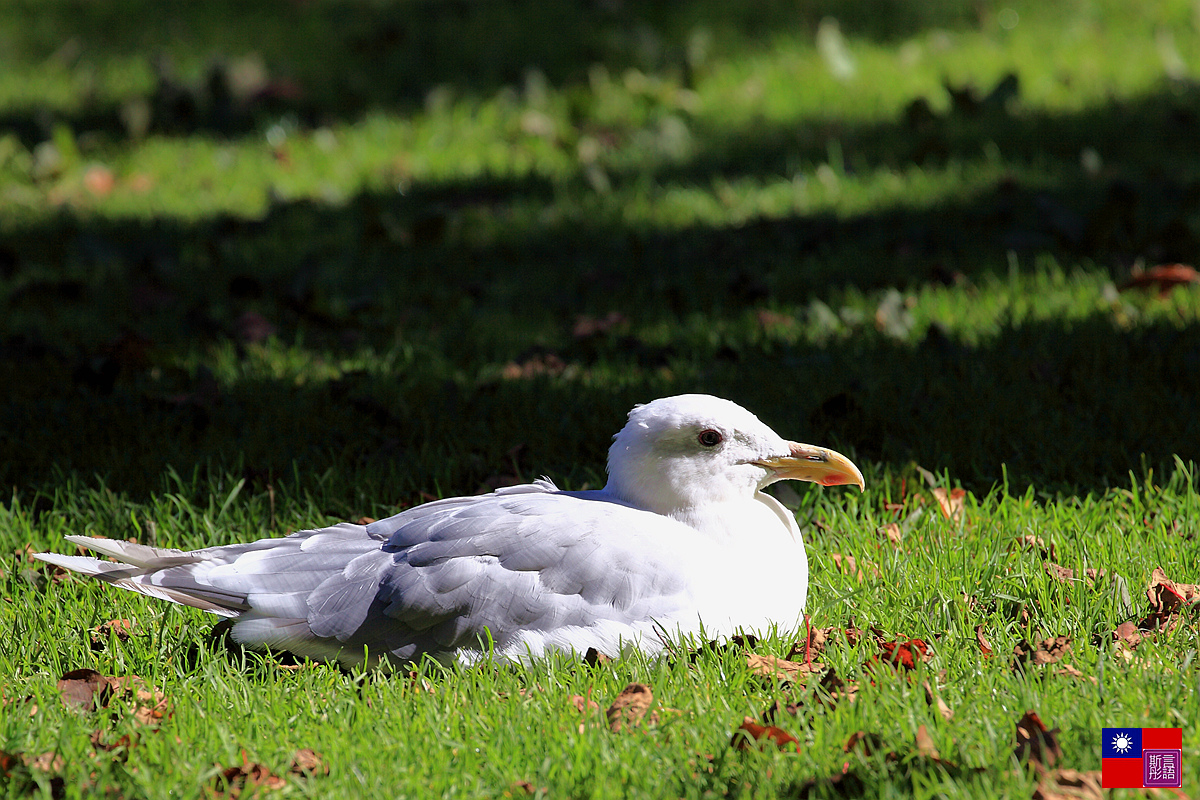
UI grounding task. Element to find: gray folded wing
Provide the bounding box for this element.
[50,481,698,666]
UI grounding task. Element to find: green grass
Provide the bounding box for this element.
[2,0,1200,796]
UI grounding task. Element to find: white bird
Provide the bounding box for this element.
[37,394,863,667]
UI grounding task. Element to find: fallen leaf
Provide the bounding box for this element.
[0,749,22,776]
[584,647,611,667]
[507,780,537,796]
[606,683,653,732]
[785,626,833,663]
[1052,663,1097,683]
[1032,768,1103,800]
[830,553,879,582]
[91,618,137,643]
[26,752,65,773]
[573,311,626,338]
[914,725,940,759]
[843,730,885,756]
[208,753,287,799]
[1146,566,1200,612]
[502,353,568,380]
[83,164,115,197]
[879,523,902,546]
[922,680,953,720]
[932,487,967,522]
[746,653,821,683]
[1120,263,1199,296]
[843,626,865,647]
[1113,620,1143,649]
[790,765,864,798]
[813,667,859,709]
[288,749,327,776]
[1136,566,1200,634]
[975,624,994,658]
[569,694,600,714]
[755,309,797,331]
[1013,710,1061,769]
[89,730,134,753]
[1017,534,1057,561]
[1044,562,1074,584]
[873,637,931,671]
[1012,636,1072,671]
[57,669,115,709]
[731,717,800,753]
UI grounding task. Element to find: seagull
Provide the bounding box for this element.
[37,394,863,667]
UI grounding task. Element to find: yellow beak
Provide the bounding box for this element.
[755,441,865,491]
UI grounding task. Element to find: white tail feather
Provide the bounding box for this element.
[36,540,240,618]
[62,535,199,569]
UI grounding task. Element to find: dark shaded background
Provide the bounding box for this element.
[2,0,1199,501]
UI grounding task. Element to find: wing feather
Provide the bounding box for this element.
[42,483,701,666]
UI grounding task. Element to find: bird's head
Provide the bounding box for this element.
[604,394,864,516]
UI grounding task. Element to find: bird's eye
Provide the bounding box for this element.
[697,429,723,447]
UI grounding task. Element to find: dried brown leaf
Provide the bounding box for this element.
[1052,663,1097,683]
[1120,263,1200,295]
[26,752,65,773]
[1017,534,1057,561]
[1113,621,1143,649]
[755,309,797,331]
[843,730,885,756]
[208,755,287,799]
[746,653,821,684]
[975,624,994,658]
[573,311,626,338]
[91,618,137,643]
[569,694,600,714]
[914,725,940,759]
[57,669,116,709]
[1044,561,1074,584]
[732,717,800,753]
[1013,710,1061,769]
[1013,636,1072,671]
[879,523,902,546]
[785,626,833,663]
[89,730,134,753]
[813,668,859,709]
[1147,567,1200,612]
[0,749,22,777]
[289,749,327,776]
[502,353,568,380]
[872,637,931,671]
[583,647,611,667]
[932,487,967,522]
[829,553,879,582]
[922,680,953,721]
[1032,768,1103,800]
[606,683,653,732]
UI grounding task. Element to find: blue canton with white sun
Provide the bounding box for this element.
[1101,728,1143,758]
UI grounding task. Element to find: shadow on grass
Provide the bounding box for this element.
[4,295,1199,498]
[1,0,984,142]
[2,81,1199,496]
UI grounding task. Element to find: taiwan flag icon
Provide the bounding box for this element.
[1102,728,1183,788]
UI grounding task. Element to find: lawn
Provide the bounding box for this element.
[1,0,1199,797]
